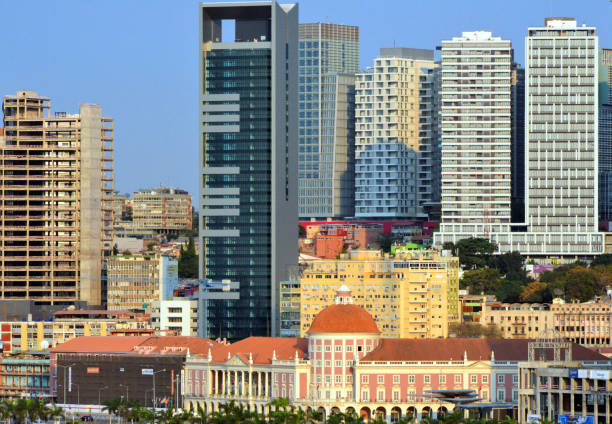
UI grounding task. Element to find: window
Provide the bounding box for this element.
[282,374,286,382]
[513,374,519,385]
[424,375,430,385]
[512,390,518,401]
[335,360,342,367]
[377,390,385,401]
[482,390,488,400]
[454,375,462,384]
[409,375,415,384]
[393,375,400,384]
[482,375,489,384]
[325,376,331,384]
[362,391,369,401]
[335,376,342,384]
[471,375,477,384]
[335,345,342,352]
[393,390,400,401]
[497,375,505,384]
[362,375,369,384]
[346,346,353,352]
[274,374,279,383]
[346,375,352,383]
[325,346,331,352]
[497,389,505,402]
[377,375,384,384]
[439,375,446,384]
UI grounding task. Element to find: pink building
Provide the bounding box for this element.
[183,293,608,421]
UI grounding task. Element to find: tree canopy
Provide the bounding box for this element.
[178,236,198,279]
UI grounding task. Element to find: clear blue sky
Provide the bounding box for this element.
[1,0,610,198]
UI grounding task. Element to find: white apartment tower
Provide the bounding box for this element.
[436,20,603,257]
[355,48,437,218]
[436,32,513,241]
[519,18,601,255]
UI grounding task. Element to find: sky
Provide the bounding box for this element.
[1,0,610,199]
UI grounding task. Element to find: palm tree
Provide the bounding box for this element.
[188,404,208,424]
[103,398,124,424]
[0,400,12,424]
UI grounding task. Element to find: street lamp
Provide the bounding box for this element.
[74,383,80,405]
[98,386,108,406]
[57,363,75,404]
[152,369,166,414]
[119,384,129,401]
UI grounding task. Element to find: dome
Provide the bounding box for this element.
[307,304,380,334]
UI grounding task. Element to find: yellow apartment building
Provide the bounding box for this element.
[299,249,457,338]
[132,187,192,233]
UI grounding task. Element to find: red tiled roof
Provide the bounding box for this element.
[134,336,218,355]
[308,304,380,334]
[54,309,145,317]
[208,337,308,365]
[51,336,149,353]
[51,336,218,355]
[361,338,610,362]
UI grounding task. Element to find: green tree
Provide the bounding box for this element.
[495,279,524,303]
[374,233,400,253]
[455,237,496,269]
[298,224,306,238]
[461,268,502,295]
[102,398,123,424]
[179,236,198,278]
[591,253,612,267]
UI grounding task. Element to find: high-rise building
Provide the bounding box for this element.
[355,48,437,219]
[298,23,359,219]
[199,1,298,339]
[436,20,603,258]
[511,64,526,223]
[599,48,612,222]
[518,18,601,255]
[131,187,192,233]
[0,91,113,305]
[436,32,513,242]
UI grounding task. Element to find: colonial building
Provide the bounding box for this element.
[183,292,608,421]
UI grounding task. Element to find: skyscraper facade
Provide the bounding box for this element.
[511,64,526,223]
[355,48,437,219]
[0,91,113,305]
[436,32,513,241]
[436,20,604,258]
[599,48,612,222]
[298,23,359,219]
[199,1,298,339]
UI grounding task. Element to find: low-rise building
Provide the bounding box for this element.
[518,339,612,423]
[106,254,178,311]
[472,297,612,348]
[147,299,198,336]
[132,187,192,234]
[0,352,50,399]
[183,292,607,421]
[0,310,151,353]
[299,250,459,338]
[51,336,218,406]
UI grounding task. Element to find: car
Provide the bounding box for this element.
[80,415,94,422]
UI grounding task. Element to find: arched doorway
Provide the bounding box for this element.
[317,407,326,422]
[345,406,356,417]
[375,406,386,420]
[390,406,402,423]
[437,406,448,418]
[360,407,371,421]
[406,406,417,422]
[422,406,432,418]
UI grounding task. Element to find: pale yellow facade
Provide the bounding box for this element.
[299,250,456,339]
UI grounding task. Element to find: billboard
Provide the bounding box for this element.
[86,367,100,374]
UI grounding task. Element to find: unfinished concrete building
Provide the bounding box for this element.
[0,91,113,305]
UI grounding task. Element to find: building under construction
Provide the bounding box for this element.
[0,91,113,305]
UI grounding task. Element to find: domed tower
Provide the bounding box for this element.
[306,287,380,401]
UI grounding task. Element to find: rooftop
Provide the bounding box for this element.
[308,303,380,334]
[208,337,308,365]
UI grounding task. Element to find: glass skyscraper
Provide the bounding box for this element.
[199,1,298,340]
[298,23,359,219]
